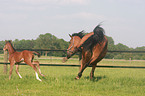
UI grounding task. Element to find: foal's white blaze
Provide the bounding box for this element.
[35,72,42,81]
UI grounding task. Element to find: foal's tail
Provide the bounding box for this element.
[32,51,41,57]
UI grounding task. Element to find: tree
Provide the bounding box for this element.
[34,33,69,56]
[115,43,130,51]
[0,41,5,53]
[13,39,35,49]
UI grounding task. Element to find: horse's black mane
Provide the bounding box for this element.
[80,24,105,51]
[72,30,85,38]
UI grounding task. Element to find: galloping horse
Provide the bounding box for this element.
[63,24,108,80]
[3,41,45,81]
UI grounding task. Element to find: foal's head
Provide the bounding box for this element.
[67,31,85,58]
[3,40,15,52]
[3,41,9,51]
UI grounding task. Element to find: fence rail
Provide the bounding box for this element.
[1,62,145,69]
[1,49,145,74]
[1,48,145,53]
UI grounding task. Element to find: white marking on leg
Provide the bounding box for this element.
[38,69,41,74]
[38,69,45,76]
[18,73,22,78]
[21,58,24,61]
[35,72,42,81]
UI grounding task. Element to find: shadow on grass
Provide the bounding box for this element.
[84,75,107,82]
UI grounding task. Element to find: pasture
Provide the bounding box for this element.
[0,55,145,96]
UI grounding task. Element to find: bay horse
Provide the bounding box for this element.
[3,41,45,81]
[63,24,108,80]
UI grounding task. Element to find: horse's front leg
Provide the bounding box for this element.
[75,51,90,80]
[9,62,15,80]
[76,56,98,80]
[75,63,88,80]
[75,58,88,80]
[75,60,84,80]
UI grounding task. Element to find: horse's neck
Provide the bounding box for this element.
[7,44,16,55]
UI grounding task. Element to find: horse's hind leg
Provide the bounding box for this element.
[90,64,96,80]
[33,64,42,81]
[25,61,42,81]
[16,64,22,79]
[75,56,98,80]
[32,61,45,77]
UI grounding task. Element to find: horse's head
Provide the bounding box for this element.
[63,31,85,62]
[3,41,10,51]
[3,40,15,53]
[67,34,81,58]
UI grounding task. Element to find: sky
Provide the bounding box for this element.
[0,0,145,48]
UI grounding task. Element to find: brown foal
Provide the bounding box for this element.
[3,41,44,81]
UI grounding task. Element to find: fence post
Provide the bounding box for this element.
[4,50,8,74]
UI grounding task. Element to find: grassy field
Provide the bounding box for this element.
[0,56,145,96]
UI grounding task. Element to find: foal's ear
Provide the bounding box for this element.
[69,34,72,37]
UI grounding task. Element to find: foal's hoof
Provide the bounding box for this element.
[90,77,95,81]
[62,57,67,63]
[75,76,80,80]
[40,74,45,77]
[37,78,42,82]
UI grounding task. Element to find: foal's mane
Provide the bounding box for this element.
[6,41,16,51]
[72,30,85,39]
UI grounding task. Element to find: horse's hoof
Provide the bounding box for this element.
[62,57,67,63]
[37,78,42,82]
[41,74,45,77]
[75,76,80,80]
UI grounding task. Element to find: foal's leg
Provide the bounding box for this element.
[32,61,45,77]
[9,62,15,80]
[25,60,42,81]
[33,64,42,81]
[16,64,22,79]
[90,64,96,80]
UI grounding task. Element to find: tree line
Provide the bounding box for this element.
[0,33,145,60]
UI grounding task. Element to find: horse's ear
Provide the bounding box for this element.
[69,34,72,37]
[5,40,7,43]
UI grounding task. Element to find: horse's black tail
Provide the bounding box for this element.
[77,24,105,51]
[93,24,105,44]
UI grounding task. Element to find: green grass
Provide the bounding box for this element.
[0,59,145,96]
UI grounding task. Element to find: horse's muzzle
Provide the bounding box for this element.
[62,57,68,63]
[62,51,72,63]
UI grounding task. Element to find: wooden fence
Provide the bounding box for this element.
[1,49,145,74]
